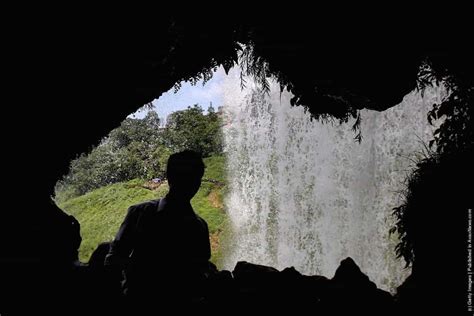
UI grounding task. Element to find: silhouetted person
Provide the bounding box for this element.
[105,150,213,309]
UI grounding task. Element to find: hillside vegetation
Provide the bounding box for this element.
[58,156,228,267]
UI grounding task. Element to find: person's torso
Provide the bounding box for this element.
[125,200,210,287]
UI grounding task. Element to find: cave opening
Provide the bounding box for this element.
[54,63,448,293]
[5,18,472,313]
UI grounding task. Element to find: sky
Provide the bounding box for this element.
[129,67,229,123]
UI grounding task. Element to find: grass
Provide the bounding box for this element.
[203,155,226,183]
[191,181,228,266]
[201,155,229,266]
[58,155,229,266]
[58,179,158,262]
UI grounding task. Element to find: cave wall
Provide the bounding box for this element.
[2,12,473,313]
[5,14,472,264]
[28,18,472,196]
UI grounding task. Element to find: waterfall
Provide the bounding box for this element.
[221,71,445,292]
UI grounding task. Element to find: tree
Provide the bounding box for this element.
[109,111,162,149]
[55,107,224,200]
[163,104,223,157]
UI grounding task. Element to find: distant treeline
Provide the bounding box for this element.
[55,105,224,201]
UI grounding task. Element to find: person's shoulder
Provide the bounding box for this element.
[128,199,160,214]
[195,213,209,227]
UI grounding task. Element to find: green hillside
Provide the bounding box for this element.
[57,156,228,267]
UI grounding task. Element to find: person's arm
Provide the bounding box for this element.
[104,205,140,269]
[200,219,218,274]
[203,220,211,261]
[195,216,212,263]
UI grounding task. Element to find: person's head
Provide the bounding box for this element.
[166,150,205,199]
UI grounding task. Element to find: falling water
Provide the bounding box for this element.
[221,72,445,292]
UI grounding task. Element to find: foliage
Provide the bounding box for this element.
[108,111,161,148]
[389,153,435,267]
[391,61,474,267]
[427,83,474,156]
[58,179,158,262]
[239,44,271,94]
[238,43,363,141]
[55,106,224,201]
[59,173,228,265]
[162,104,223,157]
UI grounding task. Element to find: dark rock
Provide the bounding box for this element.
[232,261,280,285]
[323,257,395,313]
[332,257,377,291]
[88,241,111,269]
[232,261,280,301]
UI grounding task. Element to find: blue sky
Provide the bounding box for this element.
[129,67,227,123]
